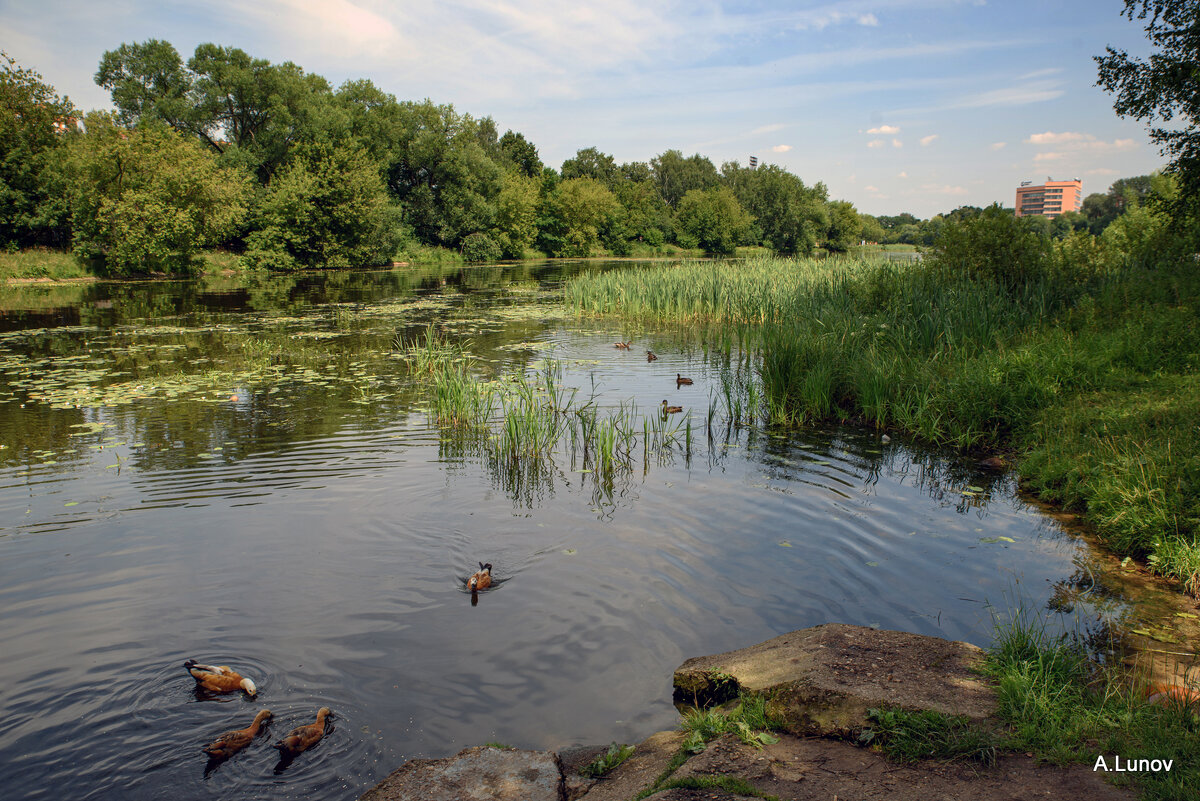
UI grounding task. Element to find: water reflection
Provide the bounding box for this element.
[0,262,1170,801]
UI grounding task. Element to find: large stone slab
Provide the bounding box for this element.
[673,623,995,736]
[359,745,563,801]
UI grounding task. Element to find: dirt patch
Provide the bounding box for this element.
[621,732,1135,801]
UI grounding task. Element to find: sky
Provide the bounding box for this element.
[0,0,1169,218]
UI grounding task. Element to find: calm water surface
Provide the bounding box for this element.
[0,262,1135,799]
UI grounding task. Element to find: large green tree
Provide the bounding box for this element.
[676,186,753,256]
[651,150,719,208]
[1,52,76,246]
[1096,1,1200,217]
[723,164,828,255]
[243,139,398,270]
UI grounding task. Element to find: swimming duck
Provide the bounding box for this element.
[614,342,631,349]
[675,374,693,385]
[1146,683,1200,708]
[978,456,1006,470]
[661,400,683,414]
[184,660,257,696]
[203,709,273,759]
[274,707,333,755]
[468,562,493,591]
[646,350,658,361]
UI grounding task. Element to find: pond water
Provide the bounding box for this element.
[0,262,1143,799]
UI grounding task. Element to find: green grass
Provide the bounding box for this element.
[986,613,1200,801]
[0,248,91,280]
[861,707,998,766]
[578,742,635,778]
[564,254,1200,592]
[679,693,782,753]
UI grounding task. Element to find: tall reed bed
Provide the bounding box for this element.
[565,254,1200,591]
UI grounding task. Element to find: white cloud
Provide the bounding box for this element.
[897,171,908,178]
[864,184,880,192]
[867,139,886,148]
[920,134,938,146]
[771,144,792,152]
[990,142,1007,150]
[857,13,879,27]
[752,123,785,135]
[795,8,883,31]
[892,138,903,148]
[867,125,900,134]
[1027,131,1087,145]
[1034,152,1065,161]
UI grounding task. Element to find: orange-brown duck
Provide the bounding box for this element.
[274,708,333,755]
[184,660,257,696]
[203,709,272,759]
[614,342,631,349]
[675,374,693,385]
[646,350,658,361]
[468,562,493,591]
[661,400,683,414]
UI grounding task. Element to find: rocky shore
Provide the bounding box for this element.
[360,623,1133,801]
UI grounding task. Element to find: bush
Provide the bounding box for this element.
[51,113,250,275]
[460,231,501,263]
[924,203,1051,290]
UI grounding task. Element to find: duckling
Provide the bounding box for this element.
[203,709,272,759]
[468,562,493,591]
[661,400,683,414]
[614,342,631,349]
[675,373,694,385]
[274,707,333,755]
[184,660,257,696]
[646,350,658,361]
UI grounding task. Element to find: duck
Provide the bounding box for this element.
[614,342,631,349]
[1146,683,1200,709]
[274,707,333,755]
[203,709,273,759]
[646,350,658,361]
[468,562,493,591]
[675,374,694,385]
[661,400,683,414]
[184,659,257,696]
[978,456,1007,470]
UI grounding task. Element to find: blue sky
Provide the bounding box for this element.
[1,0,1167,217]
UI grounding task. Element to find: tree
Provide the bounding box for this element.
[94,40,194,130]
[651,150,719,208]
[493,171,541,258]
[723,164,828,254]
[1,52,77,246]
[1096,1,1200,217]
[498,130,542,178]
[676,186,753,256]
[925,203,1051,289]
[52,113,251,275]
[561,147,618,187]
[825,201,863,252]
[549,178,620,257]
[243,140,398,270]
[859,213,886,244]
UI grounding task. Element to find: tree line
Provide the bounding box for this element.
[0,40,1173,275]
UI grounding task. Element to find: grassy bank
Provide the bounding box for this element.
[564,254,1200,593]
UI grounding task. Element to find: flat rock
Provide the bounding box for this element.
[570,730,686,801]
[673,623,994,736]
[359,745,563,801]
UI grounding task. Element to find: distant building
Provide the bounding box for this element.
[1014,177,1082,219]
[749,155,758,169]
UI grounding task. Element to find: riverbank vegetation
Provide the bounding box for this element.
[565,187,1200,593]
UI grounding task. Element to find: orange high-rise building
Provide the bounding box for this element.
[1015,178,1082,218]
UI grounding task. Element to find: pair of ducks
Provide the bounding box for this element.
[184,660,333,760]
